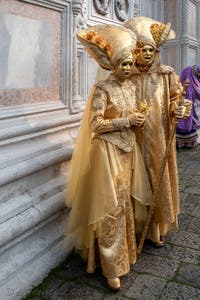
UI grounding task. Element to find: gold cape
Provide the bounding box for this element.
[131,53,182,242]
[65,76,152,255]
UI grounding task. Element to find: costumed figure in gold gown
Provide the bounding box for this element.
[65,24,152,290]
[124,17,192,246]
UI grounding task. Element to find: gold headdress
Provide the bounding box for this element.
[77,24,137,70]
[124,16,175,49]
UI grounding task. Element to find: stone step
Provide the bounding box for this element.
[0,175,65,224]
[0,211,74,300]
[0,191,66,251]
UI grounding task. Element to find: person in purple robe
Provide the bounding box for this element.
[176,65,200,148]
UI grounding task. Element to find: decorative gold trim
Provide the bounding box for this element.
[150,23,166,45]
[78,31,113,58]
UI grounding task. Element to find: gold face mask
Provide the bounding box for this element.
[136,44,156,66]
[112,54,134,81]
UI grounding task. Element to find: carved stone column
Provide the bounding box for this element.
[71,0,87,113]
[182,0,189,37]
[133,0,140,16]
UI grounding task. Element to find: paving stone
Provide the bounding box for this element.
[82,269,109,291]
[55,262,111,292]
[132,253,179,279]
[103,294,127,300]
[23,144,200,300]
[179,192,189,203]
[179,179,193,188]
[180,196,198,215]
[185,186,200,194]
[177,167,184,175]
[175,263,200,288]
[124,274,166,300]
[143,240,171,257]
[189,193,200,202]
[120,270,138,291]
[168,245,200,264]
[178,184,185,192]
[49,281,104,300]
[178,213,193,231]
[188,217,200,234]
[24,298,42,300]
[48,276,64,290]
[182,166,200,176]
[53,253,87,281]
[84,268,138,293]
[25,275,63,299]
[177,153,193,165]
[180,163,195,172]
[191,204,200,217]
[160,281,200,300]
[166,230,200,250]
[191,175,200,182]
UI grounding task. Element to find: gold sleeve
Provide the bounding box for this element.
[90,87,130,133]
[169,72,183,115]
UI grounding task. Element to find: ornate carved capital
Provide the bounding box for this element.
[73,0,87,32]
[72,0,82,16]
[93,0,111,15]
[114,0,129,21]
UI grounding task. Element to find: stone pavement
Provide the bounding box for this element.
[23,142,200,300]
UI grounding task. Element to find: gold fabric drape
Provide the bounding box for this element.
[65,75,152,276]
[131,53,182,242]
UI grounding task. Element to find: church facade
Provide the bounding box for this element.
[0,0,199,298]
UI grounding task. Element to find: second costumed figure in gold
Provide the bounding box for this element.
[65,24,152,290]
[124,17,192,246]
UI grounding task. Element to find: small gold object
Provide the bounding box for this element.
[138,100,151,116]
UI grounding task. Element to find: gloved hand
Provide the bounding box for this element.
[174,105,186,119]
[128,111,145,127]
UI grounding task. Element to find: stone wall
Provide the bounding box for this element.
[0,0,138,298]
[161,0,200,75]
[0,0,76,298]
[139,0,200,75]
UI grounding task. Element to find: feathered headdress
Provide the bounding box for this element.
[124,16,175,49]
[77,24,137,70]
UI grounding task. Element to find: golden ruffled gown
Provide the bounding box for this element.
[66,75,152,278]
[131,53,182,243]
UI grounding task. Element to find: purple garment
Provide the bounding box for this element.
[177,65,200,134]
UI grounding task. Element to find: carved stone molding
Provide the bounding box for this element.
[114,0,129,21]
[182,0,189,36]
[93,0,130,21]
[71,0,87,113]
[72,0,82,14]
[72,0,87,31]
[20,0,70,11]
[21,2,72,109]
[93,0,111,15]
[133,0,140,16]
